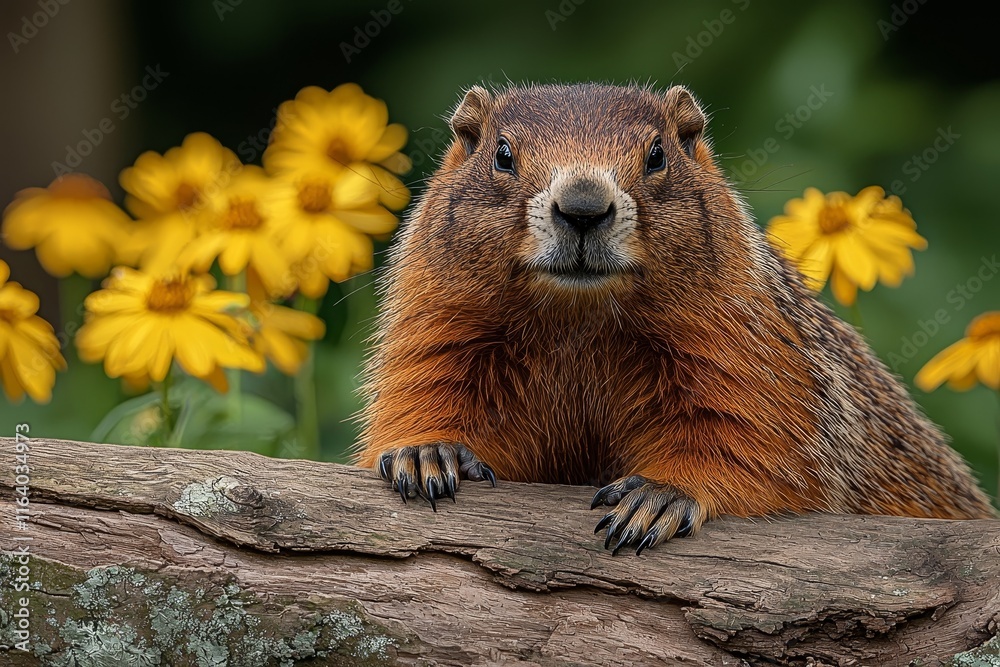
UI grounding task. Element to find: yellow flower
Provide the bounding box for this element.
[767,186,927,306]
[915,312,1000,392]
[179,166,292,296]
[286,224,376,299]
[118,132,241,271]
[0,260,66,402]
[2,174,132,278]
[267,169,397,297]
[76,266,264,386]
[264,83,411,211]
[246,272,325,375]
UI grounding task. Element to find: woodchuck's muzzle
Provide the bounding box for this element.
[551,176,616,234]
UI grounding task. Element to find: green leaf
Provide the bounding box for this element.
[90,392,163,445]
[172,388,296,457]
[87,379,294,454]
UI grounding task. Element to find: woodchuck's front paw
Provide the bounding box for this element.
[591,475,707,555]
[377,443,496,511]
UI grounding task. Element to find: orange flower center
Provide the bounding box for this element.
[966,312,1000,340]
[297,181,332,213]
[146,278,194,312]
[223,199,264,229]
[175,182,201,211]
[326,138,352,166]
[818,205,851,235]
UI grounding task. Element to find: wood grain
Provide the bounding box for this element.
[0,437,997,666]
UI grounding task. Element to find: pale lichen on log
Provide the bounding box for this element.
[949,636,1000,667]
[0,437,998,666]
[0,556,404,666]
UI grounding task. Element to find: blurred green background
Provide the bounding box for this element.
[1,0,998,499]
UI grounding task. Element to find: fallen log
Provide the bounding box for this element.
[0,437,997,666]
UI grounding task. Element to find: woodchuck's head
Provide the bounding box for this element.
[392,83,747,313]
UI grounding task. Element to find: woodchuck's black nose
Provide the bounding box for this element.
[552,196,615,233]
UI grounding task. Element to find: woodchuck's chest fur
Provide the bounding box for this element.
[354,82,995,552]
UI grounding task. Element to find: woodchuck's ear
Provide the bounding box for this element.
[449,86,493,157]
[662,86,710,165]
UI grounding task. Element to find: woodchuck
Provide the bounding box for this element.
[354,82,996,555]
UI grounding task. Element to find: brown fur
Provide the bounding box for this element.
[355,82,996,522]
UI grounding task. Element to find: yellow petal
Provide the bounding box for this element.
[257,327,308,375]
[349,163,410,211]
[832,234,878,291]
[796,238,833,290]
[946,368,979,391]
[280,218,324,265]
[367,124,409,163]
[147,323,175,382]
[191,290,252,314]
[104,316,158,378]
[915,339,980,391]
[135,214,200,273]
[0,321,10,359]
[218,234,253,276]
[84,290,145,316]
[0,283,40,318]
[968,312,1000,338]
[2,195,51,248]
[173,132,237,182]
[263,304,326,340]
[873,256,907,288]
[16,320,63,364]
[176,316,264,376]
[0,354,26,402]
[974,338,1000,390]
[767,217,819,257]
[829,265,858,306]
[6,331,57,402]
[76,315,134,362]
[34,230,116,279]
[334,206,399,236]
[170,316,221,377]
[180,234,228,274]
[331,170,381,209]
[378,151,413,176]
[249,240,293,297]
[864,220,927,251]
[122,373,152,394]
[851,185,886,214]
[297,265,330,299]
[120,151,180,214]
[197,365,230,393]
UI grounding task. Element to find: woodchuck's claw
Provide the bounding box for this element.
[457,444,497,487]
[591,477,706,555]
[590,474,646,509]
[377,443,496,510]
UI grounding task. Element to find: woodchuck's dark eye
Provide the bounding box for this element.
[645,137,665,174]
[494,138,515,174]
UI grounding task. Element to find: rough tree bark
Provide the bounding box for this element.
[0,437,997,666]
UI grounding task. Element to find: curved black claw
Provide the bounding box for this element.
[591,474,647,509]
[377,443,497,509]
[457,445,497,487]
[591,476,706,555]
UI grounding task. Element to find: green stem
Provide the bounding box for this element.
[159,365,174,434]
[59,274,90,349]
[225,271,247,419]
[293,294,320,460]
